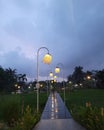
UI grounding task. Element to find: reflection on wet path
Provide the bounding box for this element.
[41,92,71,119]
[51,93,58,119]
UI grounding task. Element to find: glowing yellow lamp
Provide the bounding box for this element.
[54,75,57,79]
[55,67,60,73]
[51,80,54,83]
[18,86,20,89]
[49,72,53,77]
[40,84,43,87]
[87,76,91,80]
[43,53,52,64]
[54,79,57,82]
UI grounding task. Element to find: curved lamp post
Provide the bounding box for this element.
[55,63,65,104]
[36,47,52,112]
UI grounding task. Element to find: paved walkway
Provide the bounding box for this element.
[33,92,86,130]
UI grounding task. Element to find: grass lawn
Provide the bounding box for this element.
[0,92,48,123]
[63,89,104,109]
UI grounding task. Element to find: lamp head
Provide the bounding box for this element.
[55,67,60,73]
[43,53,52,64]
[49,72,53,77]
[54,75,57,79]
[87,76,91,80]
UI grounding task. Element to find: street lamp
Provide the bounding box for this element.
[87,75,91,80]
[55,63,65,104]
[55,67,60,73]
[54,75,57,79]
[36,47,52,112]
[49,72,53,77]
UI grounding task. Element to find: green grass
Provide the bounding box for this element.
[63,89,104,109]
[0,92,48,121]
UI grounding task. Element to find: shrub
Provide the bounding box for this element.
[71,105,104,130]
[15,105,40,130]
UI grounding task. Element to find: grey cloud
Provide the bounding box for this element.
[0,50,35,78]
[0,0,104,80]
[5,19,36,42]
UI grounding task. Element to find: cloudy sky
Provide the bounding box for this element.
[0,0,104,81]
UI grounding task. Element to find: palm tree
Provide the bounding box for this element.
[17,74,27,91]
[17,74,27,114]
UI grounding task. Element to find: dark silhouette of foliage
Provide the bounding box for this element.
[68,66,85,85]
[67,66,104,89]
[17,74,27,92]
[0,66,27,93]
[95,69,104,88]
[0,66,6,91]
[5,68,17,92]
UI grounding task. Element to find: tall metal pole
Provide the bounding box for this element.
[36,47,50,112]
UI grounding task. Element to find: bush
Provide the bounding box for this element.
[21,105,36,130]
[71,104,104,130]
[13,105,40,130]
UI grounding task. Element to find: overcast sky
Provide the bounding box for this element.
[0,0,104,81]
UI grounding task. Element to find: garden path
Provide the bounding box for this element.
[33,92,86,130]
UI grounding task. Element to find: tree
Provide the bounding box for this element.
[95,69,104,88]
[0,67,17,92]
[17,74,27,91]
[5,68,17,92]
[72,66,84,84]
[0,66,5,91]
[67,75,73,82]
[0,66,27,93]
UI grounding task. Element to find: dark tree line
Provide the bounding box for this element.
[0,66,27,93]
[95,69,104,88]
[67,66,104,89]
[1,65,104,93]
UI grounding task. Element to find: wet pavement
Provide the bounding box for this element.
[33,92,86,130]
[41,92,71,119]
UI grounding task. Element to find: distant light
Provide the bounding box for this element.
[15,84,18,87]
[51,80,54,83]
[75,84,78,87]
[69,81,72,84]
[55,67,60,73]
[18,86,20,89]
[87,76,91,80]
[80,83,82,86]
[40,84,43,87]
[49,72,53,77]
[43,53,52,64]
[54,75,57,79]
[54,79,57,82]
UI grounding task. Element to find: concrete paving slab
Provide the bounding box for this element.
[33,119,86,130]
